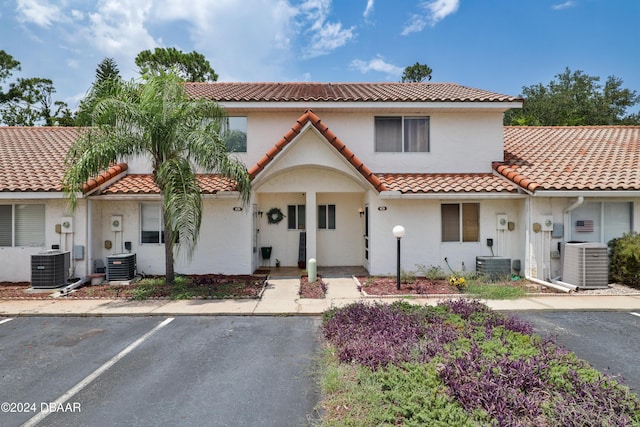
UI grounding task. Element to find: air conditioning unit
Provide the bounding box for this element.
[31,251,70,288]
[561,243,608,289]
[106,253,136,282]
[476,256,511,281]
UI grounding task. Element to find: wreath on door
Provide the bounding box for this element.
[266,207,285,224]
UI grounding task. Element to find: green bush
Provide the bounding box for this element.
[609,232,640,288]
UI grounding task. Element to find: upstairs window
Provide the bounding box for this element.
[223,116,247,152]
[441,203,479,242]
[375,116,429,152]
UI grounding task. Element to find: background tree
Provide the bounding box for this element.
[0,50,21,102]
[135,47,218,82]
[401,62,433,82]
[505,67,640,125]
[64,73,251,284]
[75,57,123,126]
[1,77,73,126]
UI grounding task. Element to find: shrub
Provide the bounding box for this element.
[609,232,640,287]
[416,264,447,280]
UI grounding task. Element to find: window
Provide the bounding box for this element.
[375,116,429,152]
[223,117,247,152]
[141,203,164,244]
[287,205,306,230]
[318,204,336,230]
[571,201,632,243]
[0,204,45,247]
[441,203,479,242]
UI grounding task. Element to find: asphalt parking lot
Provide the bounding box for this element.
[0,316,322,427]
[514,310,640,393]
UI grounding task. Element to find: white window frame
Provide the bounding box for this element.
[441,203,480,243]
[287,205,306,230]
[375,116,430,152]
[0,204,45,247]
[140,203,164,244]
[223,116,247,153]
[318,204,336,230]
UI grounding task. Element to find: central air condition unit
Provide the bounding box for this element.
[561,242,608,289]
[31,251,70,288]
[476,256,511,281]
[106,253,136,281]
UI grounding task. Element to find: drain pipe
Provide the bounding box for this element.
[59,276,91,296]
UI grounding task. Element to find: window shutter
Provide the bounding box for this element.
[0,205,12,246]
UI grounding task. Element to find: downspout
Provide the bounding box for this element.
[87,198,93,276]
[563,196,584,240]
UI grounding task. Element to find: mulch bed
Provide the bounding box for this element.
[0,274,267,300]
[299,276,328,299]
[357,276,561,296]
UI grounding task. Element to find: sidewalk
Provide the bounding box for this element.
[1,276,640,317]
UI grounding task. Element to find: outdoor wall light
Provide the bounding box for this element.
[233,207,243,212]
[358,207,365,217]
[258,211,264,217]
[378,206,388,211]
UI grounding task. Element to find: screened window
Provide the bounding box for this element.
[375,116,429,152]
[441,203,479,242]
[141,203,164,244]
[223,116,247,152]
[0,204,45,247]
[571,201,632,244]
[287,205,306,230]
[318,204,336,230]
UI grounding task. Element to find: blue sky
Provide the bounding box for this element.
[2,0,639,111]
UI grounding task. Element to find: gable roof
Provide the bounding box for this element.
[248,109,387,192]
[495,126,640,193]
[0,127,78,192]
[184,82,522,103]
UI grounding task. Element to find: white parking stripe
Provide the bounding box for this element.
[631,312,640,318]
[0,318,14,325]
[21,317,174,427]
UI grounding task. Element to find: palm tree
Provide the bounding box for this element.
[64,73,251,283]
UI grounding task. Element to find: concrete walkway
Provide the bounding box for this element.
[1,276,640,317]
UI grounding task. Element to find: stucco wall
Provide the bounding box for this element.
[0,198,89,282]
[366,197,525,277]
[229,110,505,174]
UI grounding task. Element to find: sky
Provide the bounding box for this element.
[1,0,639,112]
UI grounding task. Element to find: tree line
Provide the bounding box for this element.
[1,50,639,126]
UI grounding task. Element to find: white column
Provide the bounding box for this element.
[305,191,317,263]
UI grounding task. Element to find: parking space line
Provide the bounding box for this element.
[631,312,640,318]
[21,317,175,427]
[0,318,13,325]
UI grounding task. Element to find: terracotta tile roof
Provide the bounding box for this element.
[495,126,640,192]
[377,173,519,194]
[101,174,238,195]
[0,127,80,192]
[248,109,387,192]
[184,82,521,103]
[82,163,128,193]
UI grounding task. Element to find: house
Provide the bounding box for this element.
[0,82,638,285]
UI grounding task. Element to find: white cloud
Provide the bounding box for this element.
[16,0,67,27]
[363,0,374,18]
[350,55,403,77]
[552,1,577,10]
[298,0,356,58]
[401,0,460,35]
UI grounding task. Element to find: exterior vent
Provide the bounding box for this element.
[476,256,511,281]
[561,243,608,289]
[106,253,136,281]
[31,251,70,288]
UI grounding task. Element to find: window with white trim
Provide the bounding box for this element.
[223,116,247,152]
[375,116,429,152]
[441,203,479,242]
[570,201,632,243]
[318,204,336,230]
[287,205,305,230]
[0,204,45,247]
[141,203,164,244]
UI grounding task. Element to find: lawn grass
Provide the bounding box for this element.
[318,300,640,426]
[465,282,527,299]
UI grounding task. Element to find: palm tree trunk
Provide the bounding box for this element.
[163,208,175,284]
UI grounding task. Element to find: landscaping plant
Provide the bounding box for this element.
[320,300,640,426]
